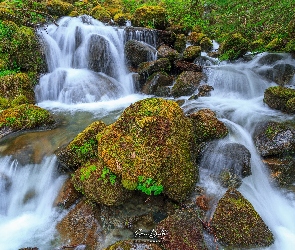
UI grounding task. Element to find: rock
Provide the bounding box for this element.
[141,72,173,95]
[56,199,102,249]
[104,240,162,250]
[211,189,274,248]
[173,59,202,73]
[56,121,106,172]
[197,85,214,97]
[257,53,286,65]
[125,40,156,69]
[188,109,228,144]
[171,71,203,98]
[264,86,295,113]
[54,178,81,209]
[46,0,74,17]
[183,46,201,62]
[188,32,206,46]
[124,27,157,48]
[157,44,179,61]
[156,30,176,48]
[200,37,213,52]
[97,98,197,202]
[254,121,295,157]
[263,156,295,186]
[156,210,208,250]
[72,160,132,206]
[174,34,187,53]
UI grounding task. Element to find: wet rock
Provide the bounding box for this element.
[183,45,201,62]
[124,27,157,48]
[188,109,228,144]
[173,59,202,73]
[157,44,179,61]
[211,188,274,248]
[264,86,295,113]
[104,240,162,250]
[97,98,197,202]
[156,209,208,250]
[257,53,286,65]
[72,160,132,206]
[0,173,11,192]
[254,121,295,157]
[156,30,176,48]
[263,156,295,186]
[197,85,214,97]
[56,121,106,172]
[56,199,102,249]
[174,34,186,53]
[141,72,173,96]
[200,37,213,52]
[153,86,171,97]
[54,178,81,209]
[125,40,156,69]
[171,71,203,97]
[196,194,210,211]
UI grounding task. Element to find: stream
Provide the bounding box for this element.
[0,15,295,249]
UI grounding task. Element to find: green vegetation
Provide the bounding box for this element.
[98,166,117,185]
[136,176,163,195]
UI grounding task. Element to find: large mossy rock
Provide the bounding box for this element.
[171,71,203,98]
[125,40,156,69]
[97,98,197,202]
[91,4,112,22]
[156,210,208,250]
[141,72,173,96]
[131,6,168,30]
[46,0,74,17]
[72,160,132,206]
[56,121,106,172]
[0,104,55,138]
[157,44,179,61]
[183,46,201,62]
[254,121,295,157]
[264,86,295,113]
[211,189,274,248]
[104,240,162,250]
[56,199,102,249]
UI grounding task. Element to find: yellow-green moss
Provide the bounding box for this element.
[183,46,201,62]
[188,32,206,46]
[97,98,197,202]
[200,37,213,52]
[91,5,111,22]
[266,38,285,52]
[46,0,74,17]
[174,34,187,53]
[104,240,163,250]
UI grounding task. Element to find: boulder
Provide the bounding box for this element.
[197,85,214,97]
[97,98,197,202]
[56,121,106,172]
[171,71,203,97]
[211,189,274,248]
[254,121,295,157]
[183,46,201,62]
[173,59,202,73]
[125,40,156,69]
[174,34,187,53]
[72,160,132,206]
[264,86,295,113]
[141,72,173,96]
[46,0,74,17]
[157,44,179,61]
[56,199,102,249]
[257,53,286,65]
[156,210,208,250]
[104,240,162,250]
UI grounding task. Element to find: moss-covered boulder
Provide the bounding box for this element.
[0,104,55,138]
[188,32,206,46]
[264,86,295,113]
[156,210,207,250]
[97,98,197,202]
[56,199,101,249]
[200,37,213,52]
[141,72,173,96]
[171,71,203,98]
[157,44,179,61]
[173,60,202,73]
[219,33,249,61]
[0,73,35,104]
[211,189,274,248]
[131,6,168,30]
[197,85,214,97]
[125,40,156,69]
[254,121,295,157]
[91,4,112,22]
[174,34,187,53]
[188,109,228,144]
[46,0,74,17]
[56,121,106,172]
[72,160,132,206]
[183,46,201,62]
[104,240,162,250]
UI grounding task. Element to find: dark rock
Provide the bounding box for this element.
[183,45,201,62]
[141,72,173,95]
[156,210,208,250]
[173,59,202,73]
[171,71,203,97]
[124,27,157,48]
[197,85,214,97]
[174,34,187,53]
[254,121,295,157]
[211,189,274,248]
[125,40,156,68]
[154,86,171,97]
[157,44,179,61]
[104,240,162,250]
[156,30,176,48]
[257,53,286,65]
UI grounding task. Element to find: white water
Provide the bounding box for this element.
[183,53,295,249]
[0,156,66,250]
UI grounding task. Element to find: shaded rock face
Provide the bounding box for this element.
[173,59,202,73]
[141,72,173,96]
[257,53,286,65]
[254,121,295,157]
[105,240,162,250]
[200,142,251,188]
[56,121,106,173]
[197,85,214,97]
[211,189,274,248]
[56,199,102,249]
[156,210,208,250]
[72,160,132,206]
[157,44,179,61]
[183,45,201,62]
[124,27,157,48]
[97,98,197,202]
[125,40,156,69]
[171,71,203,97]
[264,86,295,113]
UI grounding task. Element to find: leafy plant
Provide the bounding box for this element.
[98,166,117,185]
[80,164,96,181]
[136,176,163,195]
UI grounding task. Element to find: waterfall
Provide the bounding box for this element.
[0,156,66,250]
[35,15,137,106]
[183,52,295,249]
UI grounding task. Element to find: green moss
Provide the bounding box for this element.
[265,38,285,52]
[286,97,295,113]
[91,5,111,22]
[286,39,295,53]
[200,37,213,52]
[183,46,201,62]
[97,98,197,202]
[174,34,187,53]
[46,0,74,17]
[188,32,206,46]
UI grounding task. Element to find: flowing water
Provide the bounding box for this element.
[1,15,295,249]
